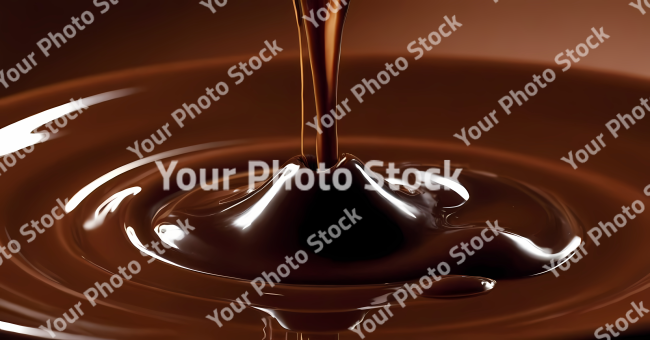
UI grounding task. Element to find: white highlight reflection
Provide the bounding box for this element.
[65,140,244,213]
[502,233,582,261]
[0,320,48,338]
[356,164,417,219]
[0,88,137,156]
[384,171,470,201]
[84,187,141,230]
[0,319,109,339]
[427,173,470,201]
[154,223,185,249]
[481,280,496,290]
[232,164,300,229]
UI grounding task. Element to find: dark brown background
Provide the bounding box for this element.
[1,0,648,100]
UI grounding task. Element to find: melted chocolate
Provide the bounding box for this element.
[295,0,350,167]
[0,0,649,338]
[140,155,581,284]
[1,61,649,339]
[111,3,583,333]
